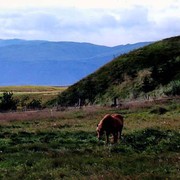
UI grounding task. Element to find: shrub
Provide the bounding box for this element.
[0,92,19,111]
[149,106,168,115]
[27,99,42,110]
[164,80,180,96]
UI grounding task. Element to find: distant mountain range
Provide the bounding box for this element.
[0,39,151,86]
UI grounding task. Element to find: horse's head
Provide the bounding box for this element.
[96,114,111,140]
[96,123,104,140]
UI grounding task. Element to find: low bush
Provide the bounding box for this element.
[149,106,168,114]
[164,80,180,96]
[0,92,19,111]
[123,128,180,153]
[27,99,42,110]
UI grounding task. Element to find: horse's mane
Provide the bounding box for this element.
[98,114,111,128]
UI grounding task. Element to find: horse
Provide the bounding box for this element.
[96,114,124,144]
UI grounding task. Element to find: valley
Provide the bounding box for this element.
[0,36,179,179]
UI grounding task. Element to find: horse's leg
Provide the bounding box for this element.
[106,132,110,144]
[119,128,123,141]
[113,132,118,144]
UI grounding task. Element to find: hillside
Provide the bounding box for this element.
[0,39,150,85]
[57,36,180,106]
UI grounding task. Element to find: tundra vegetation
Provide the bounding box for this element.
[0,86,67,111]
[0,99,179,179]
[57,36,180,106]
[0,36,179,179]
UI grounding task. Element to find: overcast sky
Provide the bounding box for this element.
[0,0,179,46]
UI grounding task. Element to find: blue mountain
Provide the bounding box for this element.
[0,39,151,86]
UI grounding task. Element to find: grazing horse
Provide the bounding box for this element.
[97,114,124,143]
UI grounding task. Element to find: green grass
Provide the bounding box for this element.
[0,85,67,93]
[0,85,68,107]
[0,103,179,179]
[57,36,180,106]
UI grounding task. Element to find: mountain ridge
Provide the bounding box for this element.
[57,36,180,106]
[0,39,151,85]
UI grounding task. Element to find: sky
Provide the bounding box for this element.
[0,0,179,46]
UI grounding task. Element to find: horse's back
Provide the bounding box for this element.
[112,114,123,120]
[100,114,123,130]
[111,114,124,127]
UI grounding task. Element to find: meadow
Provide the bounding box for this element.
[0,86,67,107]
[0,99,179,180]
[0,85,67,92]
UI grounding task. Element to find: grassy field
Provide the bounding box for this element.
[0,101,179,179]
[0,86,67,93]
[0,86,67,107]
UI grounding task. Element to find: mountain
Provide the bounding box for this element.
[57,36,180,106]
[0,39,151,86]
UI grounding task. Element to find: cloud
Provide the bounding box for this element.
[0,2,179,45]
[0,12,59,31]
[0,8,119,35]
[118,6,151,28]
[0,0,179,10]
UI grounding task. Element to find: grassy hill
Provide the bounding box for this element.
[57,36,180,106]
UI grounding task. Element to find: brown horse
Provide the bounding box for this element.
[97,114,124,143]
